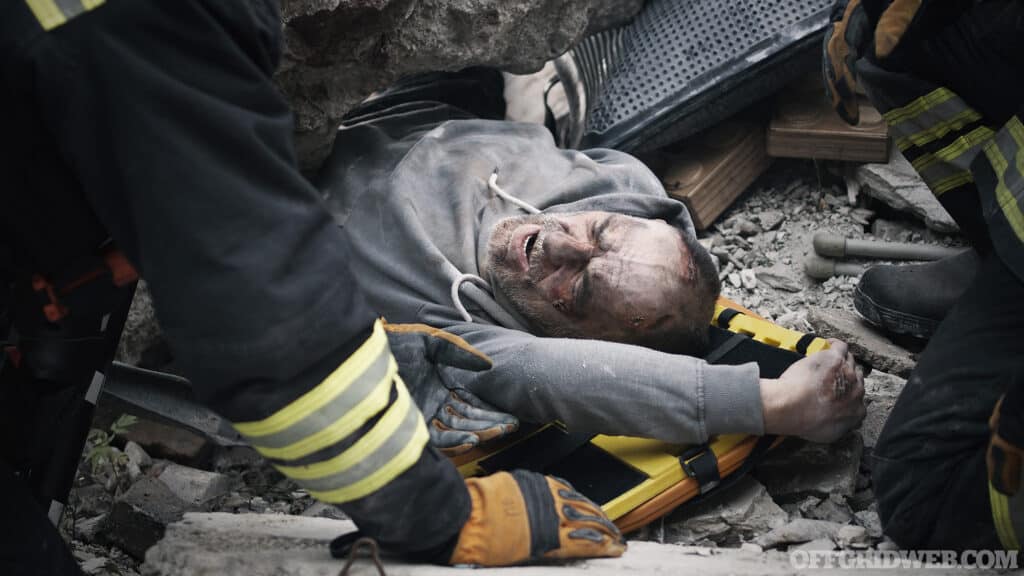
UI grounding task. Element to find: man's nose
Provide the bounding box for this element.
[544,232,592,267]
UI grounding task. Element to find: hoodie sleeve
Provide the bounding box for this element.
[445,323,764,444]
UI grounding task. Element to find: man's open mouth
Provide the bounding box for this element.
[508,225,541,275]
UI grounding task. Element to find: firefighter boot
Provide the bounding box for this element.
[854,249,979,339]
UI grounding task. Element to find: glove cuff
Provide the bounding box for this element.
[450,472,531,566]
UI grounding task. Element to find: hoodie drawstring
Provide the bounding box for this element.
[449,170,540,322]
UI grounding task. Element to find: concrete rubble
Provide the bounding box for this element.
[277,0,644,170]
[754,433,863,502]
[856,151,959,233]
[806,307,917,378]
[142,512,821,576]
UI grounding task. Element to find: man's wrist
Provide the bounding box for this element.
[759,377,789,436]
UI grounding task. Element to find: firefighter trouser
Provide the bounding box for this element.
[854,0,1024,551]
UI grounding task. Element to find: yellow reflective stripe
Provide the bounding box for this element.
[990,483,1021,550]
[931,171,975,196]
[896,108,983,151]
[234,320,388,437]
[25,0,66,30]
[309,416,429,504]
[911,126,997,171]
[250,358,397,460]
[81,0,104,9]
[883,87,956,126]
[1009,117,1024,186]
[984,131,1024,244]
[276,375,417,481]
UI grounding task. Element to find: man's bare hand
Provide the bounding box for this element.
[760,339,866,443]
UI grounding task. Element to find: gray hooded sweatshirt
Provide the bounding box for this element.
[318,103,763,445]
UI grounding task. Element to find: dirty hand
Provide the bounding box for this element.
[449,470,626,566]
[383,322,518,455]
[823,0,937,125]
[760,339,866,444]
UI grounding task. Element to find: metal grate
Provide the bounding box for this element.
[570,0,832,151]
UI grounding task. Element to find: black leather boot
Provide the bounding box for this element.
[854,249,979,339]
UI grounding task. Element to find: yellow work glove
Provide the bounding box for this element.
[450,470,626,566]
[823,0,936,125]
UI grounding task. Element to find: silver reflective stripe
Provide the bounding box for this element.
[85,371,104,405]
[242,349,392,451]
[53,0,85,19]
[286,389,422,493]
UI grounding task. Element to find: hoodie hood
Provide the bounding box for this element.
[323,115,698,333]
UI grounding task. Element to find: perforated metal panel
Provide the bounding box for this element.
[572,0,832,151]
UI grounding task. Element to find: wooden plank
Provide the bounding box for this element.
[767,79,890,162]
[659,119,772,230]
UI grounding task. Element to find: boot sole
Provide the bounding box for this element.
[853,286,940,340]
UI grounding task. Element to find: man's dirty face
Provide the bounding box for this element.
[486,211,721,353]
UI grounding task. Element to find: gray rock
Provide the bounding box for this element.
[836,525,870,549]
[877,537,899,551]
[848,489,875,512]
[854,509,884,539]
[789,538,836,552]
[158,463,232,507]
[735,218,762,237]
[756,270,803,293]
[662,477,787,546]
[80,556,108,575]
[72,484,113,518]
[103,477,188,560]
[740,269,758,290]
[125,441,153,470]
[728,272,743,288]
[755,434,863,502]
[856,152,958,233]
[871,218,915,242]
[807,495,854,525]
[277,0,643,170]
[115,281,163,366]
[75,514,108,543]
[300,501,349,521]
[755,519,846,549]
[145,512,801,576]
[806,307,917,378]
[860,372,907,448]
[757,210,786,231]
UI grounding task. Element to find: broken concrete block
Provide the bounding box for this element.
[767,77,889,163]
[806,307,917,378]
[158,463,231,508]
[145,512,802,576]
[660,119,773,230]
[118,418,211,467]
[856,150,958,233]
[755,434,863,503]
[756,518,847,549]
[103,477,187,560]
[662,476,787,546]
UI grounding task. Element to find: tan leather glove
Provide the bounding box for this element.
[449,470,626,566]
[823,0,932,124]
[989,395,1024,497]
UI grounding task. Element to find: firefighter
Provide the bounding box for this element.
[824,0,1024,550]
[0,1,624,573]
